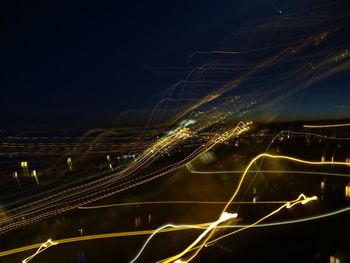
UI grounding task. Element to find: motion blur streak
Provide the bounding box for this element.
[1,222,213,258]
[190,170,350,178]
[129,212,237,263]
[22,239,57,263]
[151,212,238,263]
[303,123,350,128]
[78,200,288,210]
[201,194,318,248]
[222,153,350,212]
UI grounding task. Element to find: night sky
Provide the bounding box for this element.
[1,0,350,129]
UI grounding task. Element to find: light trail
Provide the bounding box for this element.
[203,195,318,247]
[303,123,350,128]
[128,223,210,263]
[0,222,214,258]
[235,129,350,215]
[223,205,350,228]
[190,169,350,177]
[220,153,350,214]
[22,239,58,263]
[129,212,238,263]
[158,212,238,263]
[78,200,288,210]
[156,194,318,263]
[161,30,328,128]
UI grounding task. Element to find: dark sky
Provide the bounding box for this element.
[1,0,349,128]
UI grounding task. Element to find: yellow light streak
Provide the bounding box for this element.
[157,194,318,263]
[78,200,288,210]
[153,212,236,263]
[0,222,220,259]
[184,194,317,263]
[129,212,237,263]
[222,153,350,213]
[22,239,58,263]
[303,123,350,128]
